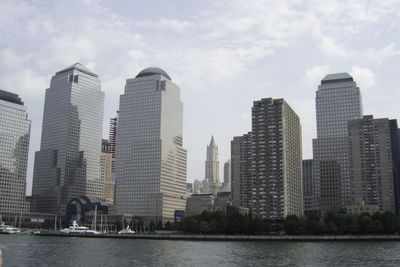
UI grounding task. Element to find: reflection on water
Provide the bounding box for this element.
[1,235,400,266]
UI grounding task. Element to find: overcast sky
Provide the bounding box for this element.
[1,0,400,195]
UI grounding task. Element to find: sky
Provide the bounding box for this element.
[1,0,400,195]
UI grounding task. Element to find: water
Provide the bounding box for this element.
[1,235,400,267]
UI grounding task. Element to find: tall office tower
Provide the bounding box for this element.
[31,63,104,215]
[349,116,397,212]
[302,159,318,214]
[0,90,31,214]
[312,73,363,213]
[115,67,187,222]
[231,98,303,220]
[101,139,114,204]
[203,136,221,195]
[221,159,231,190]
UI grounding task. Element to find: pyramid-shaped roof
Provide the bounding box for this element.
[56,63,98,77]
[321,73,353,84]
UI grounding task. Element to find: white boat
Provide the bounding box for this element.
[60,220,100,235]
[118,226,135,234]
[0,223,21,234]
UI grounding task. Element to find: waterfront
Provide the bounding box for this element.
[1,235,400,266]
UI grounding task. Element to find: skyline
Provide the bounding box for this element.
[2,0,400,195]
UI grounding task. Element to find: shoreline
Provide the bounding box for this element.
[34,232,400,241]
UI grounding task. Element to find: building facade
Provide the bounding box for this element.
[115,67,187,222]
[348,115,396,212]
[31,63,105,215]
[312,73,363,213]
[302,159,319,214]
[0,90,31,214]
[220,159,231,192]
[203,136,221,195]
[101,139,115,204]
[231,98,303,220]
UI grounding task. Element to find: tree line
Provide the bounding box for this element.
[175,210,400,235]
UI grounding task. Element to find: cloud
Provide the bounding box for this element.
[367,43,400,65]
[351,66,376,90]
[318,37,349,58]
[303,65,330,86]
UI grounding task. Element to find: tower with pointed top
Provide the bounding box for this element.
[203,136,221,195]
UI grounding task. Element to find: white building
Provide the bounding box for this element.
[115,67,187,223]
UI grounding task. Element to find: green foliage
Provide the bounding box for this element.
[180,210,400,235]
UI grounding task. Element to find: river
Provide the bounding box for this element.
[1,234,399,266]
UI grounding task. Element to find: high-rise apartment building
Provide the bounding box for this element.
[313,73,363,213]
[101,139,114,204]
[231,98,303,220]
[31,63,105,215]
[348,115,398,213]
[115,67,187,222]
[0,90,31,214]
[231,133,252,208]
[203,136,221,195]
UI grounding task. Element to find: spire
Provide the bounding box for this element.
[210,135,215,147]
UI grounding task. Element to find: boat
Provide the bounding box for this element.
[0,223,21,234]
[60,220,100,235]
[118,226,135,235]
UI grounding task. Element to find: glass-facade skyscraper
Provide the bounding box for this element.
[0,90,31,214]
[313,73,363,213]
[115,67,187,222]
[31,63,105,215]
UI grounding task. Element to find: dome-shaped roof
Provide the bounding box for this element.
[136,67,171,80]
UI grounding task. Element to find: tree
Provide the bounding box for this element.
[382,211,396,233]
[199,220,209,234]
[359,215,373,234]
[350,216,360,234]
[182,217,199,234]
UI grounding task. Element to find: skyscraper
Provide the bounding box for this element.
[101,139,114,204]
[348,115,396,212]
[31,63,105,215]
[302,159,318,214]
[231,98,303,220]
[313,73,363,213]
[203,136,221,195]
[221,159,231,191]
[0,90,30,214]
[115,67,187,222]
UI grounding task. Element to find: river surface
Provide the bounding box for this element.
[1,235,400,266]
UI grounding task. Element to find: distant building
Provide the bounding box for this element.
[220,159,231,192]
[313,73,363,214]
[186,193,230,216]
[31,63,105,215]
[346,201,379,215]
[186,194,215,216]
[348,115,396,212]
[231,98,303,220]
[303,159,319,214]
[203,136,221,195]
[0,90,31,214]
[193,179,204,194]
[109,113,118,174]
[115,67,187,222]
[101,139,114,204]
